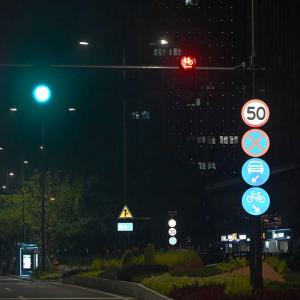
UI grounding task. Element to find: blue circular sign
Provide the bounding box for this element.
[169,237,177,246]
[242,187,270,216]
[241,158,270,186]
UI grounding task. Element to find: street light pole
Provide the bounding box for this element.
[40,119,46,271]
[33,83,51,271]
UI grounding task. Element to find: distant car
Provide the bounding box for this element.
[247,161,264,174]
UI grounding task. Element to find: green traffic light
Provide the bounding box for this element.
[33,84,51,103]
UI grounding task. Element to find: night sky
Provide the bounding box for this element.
[0,0,299,248]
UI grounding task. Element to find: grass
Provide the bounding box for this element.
[79,270,103,278]
[153,250,200,268]
[36,270,62,280]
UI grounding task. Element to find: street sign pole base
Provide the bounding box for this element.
[250,216,263,290]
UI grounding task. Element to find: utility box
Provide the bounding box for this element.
[17,243,39,277]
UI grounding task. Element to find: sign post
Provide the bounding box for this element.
[117,205,134,249]
[241,98,270,290]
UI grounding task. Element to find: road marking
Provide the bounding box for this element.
[18,297,27,300]
[4,287,12,291]
[54,283,131,299]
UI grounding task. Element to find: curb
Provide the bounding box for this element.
[62,275,173,300]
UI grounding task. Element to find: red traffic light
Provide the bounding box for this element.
[180,56,196,70]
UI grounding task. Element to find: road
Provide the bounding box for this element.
[0,276,134,300]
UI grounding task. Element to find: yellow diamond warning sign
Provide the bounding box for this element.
[118,205,134,219]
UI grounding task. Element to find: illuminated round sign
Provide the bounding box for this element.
[180,56,196,70]
[242,129,270,157]
[169,237,177,245]
[242,187,270,216]
[241,99,270,128]
[168,228,177,236]
[168,219,176,227]
[241,158,270,186]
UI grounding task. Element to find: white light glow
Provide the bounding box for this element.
[168,219,176,227]
[68,107,76,111]
[160,39,168,45]
[239,234,247,240]
[79,41,89,46]
[10,107,18,111]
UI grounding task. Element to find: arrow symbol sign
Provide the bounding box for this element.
[251,175,260,183]
[252,205,260,214]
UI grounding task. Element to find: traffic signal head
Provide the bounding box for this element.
[180,56,196,70]
[33,84,51,103]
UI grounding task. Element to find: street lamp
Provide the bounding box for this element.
[79,41,89,46]
[33,84,51,104]
[160,39,169,45]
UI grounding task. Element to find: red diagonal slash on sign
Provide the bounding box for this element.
[247,134,264,151]
[242,129,270,157]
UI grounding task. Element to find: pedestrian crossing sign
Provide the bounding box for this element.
[118,205,134,219]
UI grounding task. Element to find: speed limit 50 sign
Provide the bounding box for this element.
[241,99,270,128]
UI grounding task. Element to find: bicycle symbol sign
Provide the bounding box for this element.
[242,129,270,157]
[241,99,270,128]
[242,187,270,216]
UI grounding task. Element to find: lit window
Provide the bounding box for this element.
[153,48,166,56]
[169,48,182,56]
[222,136,229,144]
[208,162,216,170]
[197,136,206,144]
[131,112,140,119]
[141,111,151,120]
[207,136,216,144]
[198,162,206,170]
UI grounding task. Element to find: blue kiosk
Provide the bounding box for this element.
[17,243,39,277]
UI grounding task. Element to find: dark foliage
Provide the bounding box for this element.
[100,266,120,280]
[170,285,300,300]
[170,258,204,277]
[117,264,169,282]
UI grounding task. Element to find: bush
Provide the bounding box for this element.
[91,258,122,271]
[218,257,248,273]
[118,264,168,282]
[170,256,204,277]
[142,273,252,296]
[153,250,200,268]
[121,249,135,266]
[198,264,223,277]
[170,285,300,300]
[144,244,156,264]
[91,258,104,271]
[264,256,287,275]
[171,285,226,300]
[32,269,61,280]
[131,254,145,265]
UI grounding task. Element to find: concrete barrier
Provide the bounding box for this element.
[62,276,173,300]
